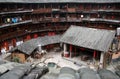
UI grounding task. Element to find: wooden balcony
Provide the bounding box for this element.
[54,26,69,31]
[0,10,32,15]
[43,17,52,22]
[32,18,43,23]
[82,18,120,24]
[60,18,67,22]
[32,8,52,14]
[0,25,69,41]
[0,30,26,41]
[67,8,76,12]
[0,20,32,29]
[92,9,120,13]
[52,18,60,22]
[67,17,77,22]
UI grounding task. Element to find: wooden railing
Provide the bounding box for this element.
[32,8,51,14]
[0,26,68,41]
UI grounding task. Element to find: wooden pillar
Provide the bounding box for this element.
[12,38,16,47]
[99,52,105,68]
[103,53,112,68]
[64,43,69,57]
[4,41,9,51]
[93,50,96,58]
[60,43,62,48]
[70,45,72,57]
[118,39,120,50]
[64,43,67,54]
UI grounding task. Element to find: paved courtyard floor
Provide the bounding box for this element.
[36,51,98,70]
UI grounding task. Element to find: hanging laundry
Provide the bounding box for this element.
[7,18,11,23]
[12,17,18,23]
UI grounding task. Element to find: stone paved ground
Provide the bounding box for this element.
[39,51,98,79]
[36,51,98,71]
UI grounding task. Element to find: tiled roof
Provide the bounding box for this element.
[60,25,115,52]
[11,35,61,55]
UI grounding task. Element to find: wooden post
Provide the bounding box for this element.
[93,50,96,59]
[64,43,69,57]
[103,52,112,68]
[70,45,72,57]
[12,38,16,47]
[4,41,9,51]
[100,52,105,68]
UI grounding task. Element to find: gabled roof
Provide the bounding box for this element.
[12,35,61,55]
[0,0,119,3]
[60,25,115,52]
